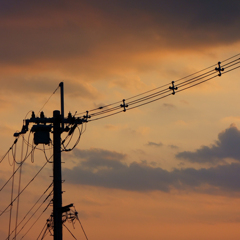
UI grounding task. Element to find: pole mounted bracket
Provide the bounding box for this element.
[120,99,128,112]
[83,111,91,122]
[215,61,224,76]
[169,81,178,95]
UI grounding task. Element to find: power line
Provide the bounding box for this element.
[6,183,53,239]
[0,138,18,164]
[75,54,240,120]
[19,198,52,240]
[0,146,37,193]
[63,223,77,240]
[80,57,240,122]
[37,84,60,116]
[12,190,52,239]
[0,160,48,217]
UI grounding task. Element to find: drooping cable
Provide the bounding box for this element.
[0,160,48,217]
[0,146,37,193]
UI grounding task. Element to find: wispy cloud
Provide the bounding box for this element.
[147,141,163,147]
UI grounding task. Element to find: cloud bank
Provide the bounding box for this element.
[63,126,240,193]
[176,124,240,164]
[1,0,240,66]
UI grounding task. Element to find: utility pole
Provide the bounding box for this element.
[53,82,64,240]
[14,82,87,239]
[53,110,63,240]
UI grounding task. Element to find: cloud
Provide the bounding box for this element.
[63,147,240,193]
[147,141,163,147]
[176,124,240,164]
[163,103,176,109]
[0,75,100,99]
[168,145,179,149]
[0,0,240,74]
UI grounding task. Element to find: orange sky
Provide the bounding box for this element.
[1,1,240,239]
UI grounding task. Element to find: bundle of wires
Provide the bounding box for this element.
[75,54,240,122]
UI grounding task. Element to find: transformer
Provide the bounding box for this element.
[31,124,52,145]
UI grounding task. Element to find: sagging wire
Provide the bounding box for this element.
[0,145,37,193]
[61,122,86,152]
[0,160,48,217]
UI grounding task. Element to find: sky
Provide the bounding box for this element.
[1,0,240,239]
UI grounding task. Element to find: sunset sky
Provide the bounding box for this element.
[1,1,240,239]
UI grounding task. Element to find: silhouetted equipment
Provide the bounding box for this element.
[215,61,224,76]
[31,124,52,145]
[120,99,128,112]
[83,110,91,120]
[62,204,74,213]
[169,81,178,95]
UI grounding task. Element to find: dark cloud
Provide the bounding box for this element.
[63,147,240,193]
[147,141,163,147]
[176,124,240,164]
[0,75,100,100]
[0,0,239,96]
[0,0,239,69]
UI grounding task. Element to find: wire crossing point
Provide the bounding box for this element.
[215,61,224,76]
[169,81,178,95]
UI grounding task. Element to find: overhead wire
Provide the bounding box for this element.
[36,223,48,240]
[7,141,17,240]
[12,190,52,240]
[75,54,240,120]
[0,160,48,217]
[6,183,53,240]
[0,146,37,193]
[0,138,19,164]
[14,136,25,239]
[1,53,240,239]
[82,56,240,122]
[19,198,52,240]
[37,84,60,116]
[77,216,89,240]
[63,223,77,240]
